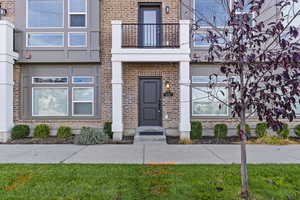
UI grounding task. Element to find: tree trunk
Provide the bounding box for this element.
[240,111,249,199]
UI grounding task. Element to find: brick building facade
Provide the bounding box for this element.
[0,0,299,142]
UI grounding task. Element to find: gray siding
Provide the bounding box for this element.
[22,64,101,120]
[15,0,100,63]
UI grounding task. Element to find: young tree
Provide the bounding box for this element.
[183,0,300,199]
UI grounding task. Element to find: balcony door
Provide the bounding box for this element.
[139,4,162,47]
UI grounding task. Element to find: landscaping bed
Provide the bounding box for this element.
[167,136,300,145]
[0,136,134,145]
[0,164,300,200]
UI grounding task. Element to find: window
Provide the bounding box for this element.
[194,32,226,47]
[27,0,64,28]
[192,87,229,116]
[295,100,300,116]
[32,77,68,84]
[72,87,94,116]
[235,0,254,26]
[283,1,300,28]
[69,32,87,47]
[194,0,228,27]
[27,33,64,47]
[32,88,68,116]
[72,76,94,84]
[69,0,87,27]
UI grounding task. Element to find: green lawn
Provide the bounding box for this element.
[0,164,299,200]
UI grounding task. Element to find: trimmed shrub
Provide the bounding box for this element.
[214,124,228,139]
[191,121,202,139]
[236,124,251,138]
[33,124,50,138]
[256,123,268,138]
[11,125,30,140]
[103,122,113,139]
[276,123,290,139]
[57,126,72,138]
[74,127,109,145]
[295,124,300,138]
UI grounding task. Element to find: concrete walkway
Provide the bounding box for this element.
[0,144,300,164]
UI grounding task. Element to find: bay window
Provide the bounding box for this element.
[26,0,88,48]
[27,0,64,28]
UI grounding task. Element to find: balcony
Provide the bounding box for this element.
[111,20,190,62]
[122,23,180,48]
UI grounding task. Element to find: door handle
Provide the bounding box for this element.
[158,99,162,113]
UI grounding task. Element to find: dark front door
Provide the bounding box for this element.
[139,4,162,47]
[139,77,162,126]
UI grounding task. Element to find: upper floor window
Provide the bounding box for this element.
[27,0,64,28]
[27,32,64,47]
[194,0,228,27]
[69,0,87,28]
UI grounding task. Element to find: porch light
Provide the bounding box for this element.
[164,81,173,97]
[0,4,7,19]
[165,6,170,14]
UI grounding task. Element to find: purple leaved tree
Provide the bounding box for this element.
[184,0,300,199]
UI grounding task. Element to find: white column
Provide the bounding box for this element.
[0,21,18,142]
[179,20,190,52]
[111,20,122,52]
[179,61,191,140]
[111,61,123,141]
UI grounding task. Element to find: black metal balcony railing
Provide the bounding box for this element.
[122,23,180,48]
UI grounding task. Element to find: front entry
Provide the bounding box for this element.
[139,77,162,126]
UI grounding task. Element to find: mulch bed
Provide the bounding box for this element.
[1,136,134,145]
[167,136,300,144]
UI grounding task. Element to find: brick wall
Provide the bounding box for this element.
[101,0,181,127]
[123,63,179,134]
[0,0,15,23]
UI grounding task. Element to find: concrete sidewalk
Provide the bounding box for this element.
[0,144,300,164]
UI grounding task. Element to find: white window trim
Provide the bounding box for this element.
[32,76,69,84]
[72,87,94,117]
[32,87,69,117]
[68,32,88,47]
[26,32,65,48]
[68,0,88,28]
[192,86,230,117]
[26,0,65,29]
[72,76,94,84]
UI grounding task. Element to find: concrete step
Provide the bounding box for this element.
[134,126,167,144]
[134,135,166,144]
[136,126,165,134]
